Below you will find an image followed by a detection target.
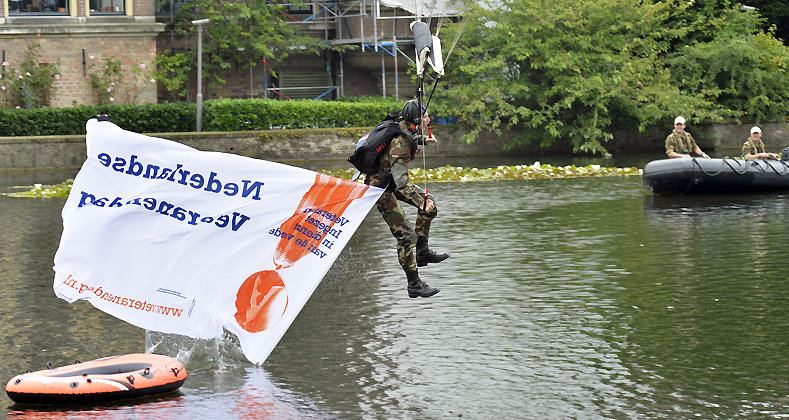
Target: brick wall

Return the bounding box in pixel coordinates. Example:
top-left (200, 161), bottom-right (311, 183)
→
top-left (338, 64), bottom-right (382, 97)
top-left (1, 0), bottom-right (163, 107)
top-left (2, 35), bottom-right (159, 107)
top-left (135, 0), bottom-right (155, 16)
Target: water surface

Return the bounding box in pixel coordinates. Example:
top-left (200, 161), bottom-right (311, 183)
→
top-left (2, 165), bottom-right (788, 419)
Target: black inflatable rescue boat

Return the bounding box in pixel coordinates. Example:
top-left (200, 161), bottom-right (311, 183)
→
top-left (642, 158), bottom-right (789, 195)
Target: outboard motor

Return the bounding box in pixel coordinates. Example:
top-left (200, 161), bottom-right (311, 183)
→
top-left (783, 147), bottom-right (789, 161)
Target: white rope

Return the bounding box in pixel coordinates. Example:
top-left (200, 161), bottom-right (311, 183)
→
top-left (443, 3), bottom-right (475, 67)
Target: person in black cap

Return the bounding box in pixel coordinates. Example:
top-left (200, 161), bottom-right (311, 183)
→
top-left (364, 99), bottom-right (449, 298)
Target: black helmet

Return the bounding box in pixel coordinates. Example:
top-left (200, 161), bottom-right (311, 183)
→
top-left (402, 99), bottom-right (426, 125)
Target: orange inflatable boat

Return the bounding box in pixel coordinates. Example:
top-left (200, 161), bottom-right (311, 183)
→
top-left (5, 353), bottom-right (186, 404)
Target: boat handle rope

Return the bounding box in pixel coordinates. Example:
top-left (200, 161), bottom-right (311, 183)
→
top-left (681, 157), bottom-right (785, 195)
top-left (683, 158), bottom-right (747, 195)
top-left (679, 158), bottom-right (699, 196)
top-left (171, 367), bottom-right (180, 377)
top-left (724, 159), bottom-right (750, 175)
top-left (691, 158), bottom-right (749, 176)
top-left (761, 159), bottom-right (789, 175)
top-left (690, 158), bottom-right (727, 177)
top-left (46, 362), bottom-right (53, 370)
top-left (144, 367), bottom-right (150, 376)
top-left (715, 158), bottom-right (788, 176)
top-left (127, 375), bottom-right (135, 385)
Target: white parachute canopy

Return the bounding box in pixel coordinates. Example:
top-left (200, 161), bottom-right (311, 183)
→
top-left (381, 0), bottom-right (464, 17)
top-left (53, 119), bottom-right (383, 364)
top-left (411, 21), bottom-right (445, 76)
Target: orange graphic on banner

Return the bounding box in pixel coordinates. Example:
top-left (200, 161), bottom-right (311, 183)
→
top-left (274, 173), bottom-right (369, 269)
top-left (235, 270), bottom-right (288, 333)
top-left (234, 174), bottom-right (369, 333)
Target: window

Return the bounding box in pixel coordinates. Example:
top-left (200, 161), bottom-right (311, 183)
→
top-left (282, 1), bottom-right (312, 17)
top-left (90, 0), bottom-right (124, 13)
top-left (155, 0), bottom-right (185, 16)
top-left (9, 0), bottom-right (69, 14)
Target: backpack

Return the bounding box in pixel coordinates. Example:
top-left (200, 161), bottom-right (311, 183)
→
top-left (348, 117), bottom-right (405, 175)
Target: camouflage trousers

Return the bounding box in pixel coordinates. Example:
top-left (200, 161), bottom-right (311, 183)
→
top-left (375, 185), bottom-right (438, 273)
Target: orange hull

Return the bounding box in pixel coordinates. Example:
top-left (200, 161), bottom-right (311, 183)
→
top-left (5, 353), bottom-right (186, 404)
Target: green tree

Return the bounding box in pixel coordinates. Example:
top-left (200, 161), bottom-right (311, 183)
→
top-left (437, 0), bottom-right (732, 154)
top-left (663, 0), bottom-right (739, 45)
top-left (687, 0), bottom-right (789, 47)
top-left (748, 0), bottom-right (789, 45)
top-left (153, 0), bottom-right (341, 100)
top-left (667, 6), bottom-right (789, 123)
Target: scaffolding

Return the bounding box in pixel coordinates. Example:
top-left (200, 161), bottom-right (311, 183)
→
top-left (272, 0), bottom-right (460, 100)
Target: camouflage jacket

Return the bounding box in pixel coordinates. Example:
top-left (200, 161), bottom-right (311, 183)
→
top-left (665, 129), bottom-right (698, 156)
top-left (742, 138), bottom-right (766, 157)
top-left (368, 122), bottom-right (425, 208)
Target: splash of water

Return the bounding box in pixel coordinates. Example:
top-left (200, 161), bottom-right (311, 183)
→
top-left (145, 329), bottom-right (249, 372)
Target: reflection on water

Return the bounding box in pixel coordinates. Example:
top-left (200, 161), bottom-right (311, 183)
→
top-left (3, 170), bottom-right (789, 419)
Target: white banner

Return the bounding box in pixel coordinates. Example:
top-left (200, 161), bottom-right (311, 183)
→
top-left (53, 120), bottom-right (382, 364)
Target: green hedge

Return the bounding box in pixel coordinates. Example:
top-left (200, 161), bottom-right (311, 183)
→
top-left (336, 95), bottom-right (403, 104)
top-left (0, 103), bottom-right (196, 136)
top-left (202, 99), bottom-right (393, 131)
top-left (0, 99), bottom-right (398, 137)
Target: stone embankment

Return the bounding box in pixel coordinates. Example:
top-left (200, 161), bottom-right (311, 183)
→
top-left (2, 121), bottom-right (785, 171)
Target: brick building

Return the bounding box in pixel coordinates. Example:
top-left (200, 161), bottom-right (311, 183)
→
top-left (1, 0), bottom-right (459, 107)
top-left (0, 0), bottom-right (163, 107)
top-left (157, 11), bottom-right (422, 103)
top-left (154, 2), bottom-right (455, 103)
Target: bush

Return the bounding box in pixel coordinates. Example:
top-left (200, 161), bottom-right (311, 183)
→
top-left (668, 30), bottom-right (789, 123)
top-left (202, 99), bottom-right (393, 131)
top-left (335, 95), bottom-right (456, 122)
top-left (336, 95), bottom-right (403, 104)
top-left (0, 99), bottom-right (400, 137)
top-left (0, 103), bottom-right (196, 136)
top-left (0, 42), bottom-right (62, 109)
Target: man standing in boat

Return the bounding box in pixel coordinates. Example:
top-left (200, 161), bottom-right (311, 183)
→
top-left (665, 116), bottom-right (710, 159)
top-left (742, 126), bottom-right (780, 160)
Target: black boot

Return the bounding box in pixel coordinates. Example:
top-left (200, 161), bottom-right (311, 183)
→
top-left (416, 237), bottom-right (449, 267)
top-left (406, 270), bottom-right (440, 298)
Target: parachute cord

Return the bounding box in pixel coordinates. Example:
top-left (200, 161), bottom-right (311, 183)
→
top-left (425, 76), bottom-right (441, 110)
top-left (417, 69), bottom-right (429, 210)
top-left (443, 3), bottom-right (476, 67)
top-left (425, 0), bottom-right (436, 35)
top-left (424, 3), bottom-right (475, 115)
top-left (423, 123), bottom-right (429, 200)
